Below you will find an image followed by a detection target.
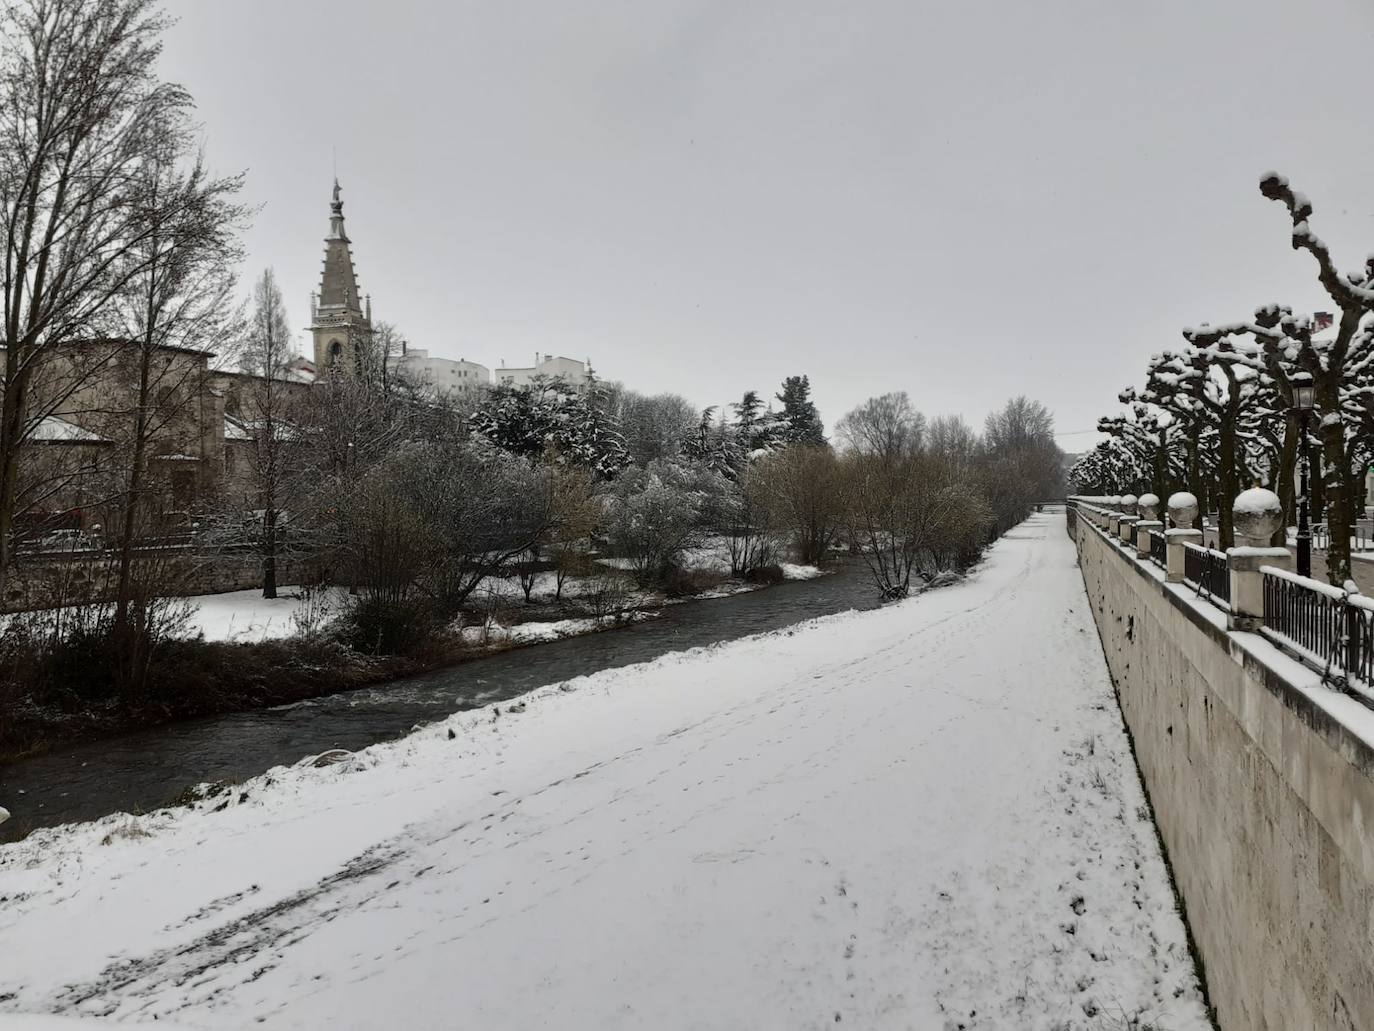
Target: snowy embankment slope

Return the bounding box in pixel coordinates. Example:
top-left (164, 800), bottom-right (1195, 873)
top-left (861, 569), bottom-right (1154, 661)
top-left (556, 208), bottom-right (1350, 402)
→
top-left (0, 513), bottom-right (1209, 1030)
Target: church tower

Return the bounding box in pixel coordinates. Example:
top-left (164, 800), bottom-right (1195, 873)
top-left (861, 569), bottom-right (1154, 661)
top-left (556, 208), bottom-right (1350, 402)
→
top-left (310, 179), bottom-right (372, 376)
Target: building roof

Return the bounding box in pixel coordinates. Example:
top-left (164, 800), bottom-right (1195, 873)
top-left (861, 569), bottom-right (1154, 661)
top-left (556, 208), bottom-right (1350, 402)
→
top-left (29, 415), bottom-right (110, 444)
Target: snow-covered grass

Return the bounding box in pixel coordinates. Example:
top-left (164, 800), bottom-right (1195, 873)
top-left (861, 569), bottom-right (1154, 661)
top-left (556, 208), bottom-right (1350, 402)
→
top-left (183, 585), bottom-right (348, 643)
top-left (0, 513), bottom-right (1208, 1029)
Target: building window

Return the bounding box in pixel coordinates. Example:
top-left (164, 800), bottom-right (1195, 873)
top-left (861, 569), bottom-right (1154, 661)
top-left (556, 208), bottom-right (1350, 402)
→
top-left (329, 340), bottom-right (343, 363)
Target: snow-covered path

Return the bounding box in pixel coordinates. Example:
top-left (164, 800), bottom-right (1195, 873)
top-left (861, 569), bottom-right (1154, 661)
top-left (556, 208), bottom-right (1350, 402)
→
top-left (0, 513), bottom-right (1209, 1030)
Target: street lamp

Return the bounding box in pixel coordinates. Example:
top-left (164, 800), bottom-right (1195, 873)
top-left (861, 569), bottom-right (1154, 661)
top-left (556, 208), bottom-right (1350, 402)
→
top-left (1291, 372), bottom-right (1316, 577)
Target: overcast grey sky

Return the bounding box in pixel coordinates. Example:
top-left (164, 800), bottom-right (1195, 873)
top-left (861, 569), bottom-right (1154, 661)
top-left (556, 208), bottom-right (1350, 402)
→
top-left (163, 0), bottom-right (1374, 446)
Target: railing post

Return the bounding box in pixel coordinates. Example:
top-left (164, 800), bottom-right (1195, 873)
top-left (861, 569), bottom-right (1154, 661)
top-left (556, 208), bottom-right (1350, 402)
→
top-left (1166, 491), bottom-right (1200, 584)
top-left (1119, 515), bottom-right (1139, 544)
top-left (1135, 492), bottom-right (1161, 559)
top-left (1228, 487), bottom-right (1291, 632)
top-left (1136, 520), bottom-right (1163, 559)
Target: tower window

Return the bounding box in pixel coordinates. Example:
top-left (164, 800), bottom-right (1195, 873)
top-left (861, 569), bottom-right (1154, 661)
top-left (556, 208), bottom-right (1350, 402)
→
top-left (329, 340), bottom-right (343, 363)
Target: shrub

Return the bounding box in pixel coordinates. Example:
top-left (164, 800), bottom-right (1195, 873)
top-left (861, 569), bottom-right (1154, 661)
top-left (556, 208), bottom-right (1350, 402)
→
top-left (338, 596), bottom-right (436, 655)
top-left (744, 563), bottom-right (785, 585)
top-left (662, 566), bottom-right (728, 598)
top-left (584, 574), bottom-right (633, 621)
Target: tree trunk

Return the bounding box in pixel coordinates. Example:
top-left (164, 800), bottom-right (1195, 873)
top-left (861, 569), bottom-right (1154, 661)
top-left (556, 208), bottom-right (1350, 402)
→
top-left (1319, 417), bottom-right (1353, 586)
top-left (1218, 415), bottom-right (1238, 550)
top-left (115, 350), bottom-right (154, 631)
top-left (1311, 448), bottom-right (1326, 528)
top-left (262, 505), bottom-right (278, 599)
top-left (1274, 416), bottom-right (1297, 547)
top-left (0, 362), bottom-right (36, 603)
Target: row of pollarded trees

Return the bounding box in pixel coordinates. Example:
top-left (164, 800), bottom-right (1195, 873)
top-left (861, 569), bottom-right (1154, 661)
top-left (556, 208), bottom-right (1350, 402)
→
top-left (1073, 171), bottom-right (1374, 586)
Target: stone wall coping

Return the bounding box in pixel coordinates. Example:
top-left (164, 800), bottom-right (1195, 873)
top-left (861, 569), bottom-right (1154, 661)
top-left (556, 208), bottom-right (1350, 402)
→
top-left (1227, 546), bottom-right (1291, 559)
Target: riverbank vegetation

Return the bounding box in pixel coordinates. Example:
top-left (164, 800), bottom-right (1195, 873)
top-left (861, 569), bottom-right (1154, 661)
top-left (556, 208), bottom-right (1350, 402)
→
top-left (0, 383), bottom-right (1062, 761)
top-left (0, 0), bottom-right (1063, 759)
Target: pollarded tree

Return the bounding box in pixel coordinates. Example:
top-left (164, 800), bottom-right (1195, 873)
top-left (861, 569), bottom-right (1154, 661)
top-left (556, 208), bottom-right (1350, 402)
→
top-left (1172, 305), bottom-right (1300, 525)
top-left (1070, 439), bottom-right (1145, 497)
top-left (1259, 172), bottom-right (1374, 583)
top-left (1099, 394), bottom-right (1180, 498)
top-left (1140, 345), bottom-right (1269, 547)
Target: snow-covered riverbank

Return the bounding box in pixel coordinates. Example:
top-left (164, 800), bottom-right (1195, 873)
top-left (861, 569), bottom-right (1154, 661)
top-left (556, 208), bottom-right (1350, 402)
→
top-left (0, 513), bottom-right (1209, 1029)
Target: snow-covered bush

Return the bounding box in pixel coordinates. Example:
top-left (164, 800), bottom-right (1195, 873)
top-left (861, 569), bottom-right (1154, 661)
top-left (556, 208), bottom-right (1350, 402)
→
top-left (605, 462), bottom-right (707, 585)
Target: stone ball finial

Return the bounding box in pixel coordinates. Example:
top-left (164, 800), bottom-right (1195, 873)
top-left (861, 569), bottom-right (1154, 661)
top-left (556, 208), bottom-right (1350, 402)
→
top-left (1121, 493), bottom-right (1138, 515)
top-left (1234, 487), bottom-right (1283, 545)
top-left (1137, 493), bottom-right (1161, 520)
top-left (1167, 491), bottom-right (1199, 529)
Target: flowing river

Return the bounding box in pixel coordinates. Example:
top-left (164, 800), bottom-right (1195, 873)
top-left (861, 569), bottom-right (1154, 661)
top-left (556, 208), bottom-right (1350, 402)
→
top-left (0, 562), bottom-right (880, 842)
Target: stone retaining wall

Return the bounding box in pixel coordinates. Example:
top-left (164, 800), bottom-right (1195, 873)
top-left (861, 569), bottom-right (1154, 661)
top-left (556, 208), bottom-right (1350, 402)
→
top-left (2, 549), bottom-right (328, 612)
top-left (1071, 511), bottom-right (1374, 1031)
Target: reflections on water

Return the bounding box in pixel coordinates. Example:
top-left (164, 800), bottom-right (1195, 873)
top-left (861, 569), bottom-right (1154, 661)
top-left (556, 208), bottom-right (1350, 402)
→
top-left (0, 561), bottom-right (880, 841)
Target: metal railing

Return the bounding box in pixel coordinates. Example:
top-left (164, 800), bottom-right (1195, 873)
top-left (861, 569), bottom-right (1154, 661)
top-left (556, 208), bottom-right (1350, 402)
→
top-left (1149, 530), bottom-right (1167, 569)
top-left (1183, 542), bottom-right (1230, 606)
top-left (1261, 566), bottom-right (1374, 700)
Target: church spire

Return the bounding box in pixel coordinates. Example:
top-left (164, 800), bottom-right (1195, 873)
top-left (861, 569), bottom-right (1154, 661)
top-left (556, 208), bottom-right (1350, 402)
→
top-left (318, 178), bottom-right (361, 311)
top-left (311, 178), bottom-right (371, 374)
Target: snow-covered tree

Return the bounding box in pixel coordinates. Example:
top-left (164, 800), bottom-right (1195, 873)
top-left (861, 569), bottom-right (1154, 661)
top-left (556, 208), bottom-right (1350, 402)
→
top-left (1258, 172), bottom-right (1374, 582)
top-left (776, 375), bottom-right (826, 446)
top-left (472, 377), bottom-right (630, 479)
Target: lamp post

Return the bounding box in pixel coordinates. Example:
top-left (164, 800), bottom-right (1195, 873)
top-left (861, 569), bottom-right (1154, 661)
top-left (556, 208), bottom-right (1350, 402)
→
top-left (1291, 372), bottom-right (1316, 578)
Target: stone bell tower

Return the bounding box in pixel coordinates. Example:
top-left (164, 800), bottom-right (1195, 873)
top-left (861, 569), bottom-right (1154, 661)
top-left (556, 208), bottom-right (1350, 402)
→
top-left (310, 179), bottom-right (372, 376)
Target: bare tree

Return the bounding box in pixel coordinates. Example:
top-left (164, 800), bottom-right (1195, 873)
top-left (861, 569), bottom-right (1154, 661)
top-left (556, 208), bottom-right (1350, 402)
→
top-left (842, 451), bottom-right (991, 598)
top-left (0, 0), bottom-right (197, 597)
top-left (241, 269), bottom-right (296, 598)
top-left (101, 133), bottom-right (245, 642)
top-left (836, 392), bottom-right (925, 460)
top-left (746, 445), bottom-right (844, 564)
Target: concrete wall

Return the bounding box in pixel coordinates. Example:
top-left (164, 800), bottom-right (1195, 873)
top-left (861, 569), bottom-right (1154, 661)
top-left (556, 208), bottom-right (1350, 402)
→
top-left (1071, 511), bottom-right (1374, 1031)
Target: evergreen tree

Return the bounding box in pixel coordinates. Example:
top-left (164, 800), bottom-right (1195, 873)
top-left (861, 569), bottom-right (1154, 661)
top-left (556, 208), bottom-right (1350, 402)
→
top-left (472, 377), bottom-right (629, 479)
top-left (776, 375), bottom-right (826, 446)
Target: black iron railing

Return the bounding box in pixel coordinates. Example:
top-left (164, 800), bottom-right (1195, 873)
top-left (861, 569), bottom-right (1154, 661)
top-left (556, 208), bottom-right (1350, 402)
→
top-left (1149, 530), bottom-right (1167, 568)
top-left (1261, 567), bottom-right (1374, 693)
top-left (1183, 542), bottom-right (1230, 605)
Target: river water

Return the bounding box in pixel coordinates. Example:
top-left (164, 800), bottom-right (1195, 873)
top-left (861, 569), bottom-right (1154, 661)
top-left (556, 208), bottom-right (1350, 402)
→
top-left (0, 562), bottom-right (879, 842)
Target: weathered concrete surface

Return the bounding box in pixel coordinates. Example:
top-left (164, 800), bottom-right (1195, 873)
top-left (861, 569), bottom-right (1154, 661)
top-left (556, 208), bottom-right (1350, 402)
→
top-left (1072, 511), bottom-right (1374, 1031)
